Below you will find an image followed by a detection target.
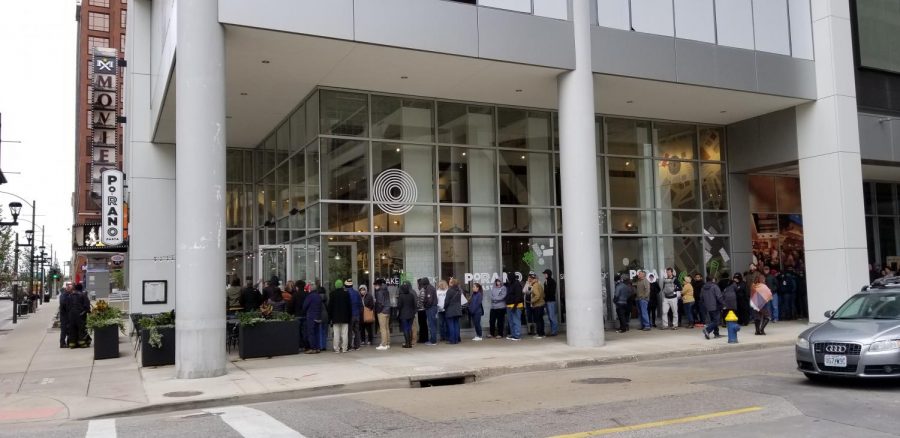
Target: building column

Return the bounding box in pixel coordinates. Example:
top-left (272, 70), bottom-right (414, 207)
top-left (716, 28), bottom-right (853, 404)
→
top-left (797, 1), bottom-right (868, 324)
top-left (558, 0), bottom-right (604, 347)
top-left (175, 0), bottom-right (227, 378)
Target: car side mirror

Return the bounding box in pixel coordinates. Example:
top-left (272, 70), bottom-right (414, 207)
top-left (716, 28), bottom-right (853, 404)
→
top-left (824, 310), bottom-right (834, 319)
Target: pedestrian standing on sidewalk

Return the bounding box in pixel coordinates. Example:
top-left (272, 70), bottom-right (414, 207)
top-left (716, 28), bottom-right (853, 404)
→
top-left (398, 282), bottom-right (417, 348)
top-left (764, 265), bottom-right (780, 322)
top-left (469, 282), bottom-right (485, 341)
top-left (700, 276), bottom-right (725, 340)
top-left (240, 277), bottom-right (263, 311)
top-left (318, 281), bottom-right (330, 351)
top-left (360, 285), bottom-right (375, 346)
top-left (415, 279), bottom-right (428, 345)
top-left (347, 280), bottom-right (362, 351)
top-left (421, 278), bottom-right (438, 346)
top-left (328, 280), bottom-right (353, 353)
top-left (733, 273), bottom-right (750, 326)
top-left (67, 283), bottom-right (91, 348)
top-left (505, 273), bottom-right (524, 341)
top-left (58, 282), bottom-right (73, 348)
top-left (648, 273), bottom-right (660, 329)
top-left (436, 280), bottom-right (449, 342)
top-left (527, 273), bottom-right (546, 338)
top-left (691, 273), bottom-right (706, 326)
top-left (614, 275), bottom-right (634, 333)
top-left (489, 279), bottom-right (507, 339)
top-left (750, 275), bottom-right (772, 336)
top-left (661, 268), bottom-right (680, 330)
top-left (542, 270), bottom-right (559, 336)
top-left (374, 279), bottom-right (392, 350)
top-left (681, 279), bottom-right (695, 328)
top-left (291, 282), bottom-right (310, 351)
top-left (444, 278), bottom-right (466, 344)
top-left (302, 285), bottom-right (322, 354)
top-left (264, 277), bottom-right (285, 313)
top-left (634, 271), bottom-right (651, 331)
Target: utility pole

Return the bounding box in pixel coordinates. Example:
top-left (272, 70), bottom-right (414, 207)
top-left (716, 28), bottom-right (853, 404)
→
top-left (12, 234), bottom-right (18, 324)
top-left (38, 225), bottom-right (45, 302)
top-left (28, 201), bottom-right (35, 310)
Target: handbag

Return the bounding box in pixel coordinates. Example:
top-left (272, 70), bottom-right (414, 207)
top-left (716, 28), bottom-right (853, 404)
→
top-left (363, 306), bottom-right (375, 323)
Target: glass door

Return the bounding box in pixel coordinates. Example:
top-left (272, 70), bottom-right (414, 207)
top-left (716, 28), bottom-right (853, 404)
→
top-left (258, 245), bottom-right (289, 284)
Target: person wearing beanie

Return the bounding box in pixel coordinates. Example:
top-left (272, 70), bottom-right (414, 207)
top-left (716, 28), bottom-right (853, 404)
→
top-left (373, 279), bottom-right (392, 350)
top-left (346, 280), bottom-right (362, 351)
top-left (327, 279), bottom-right (353, 353)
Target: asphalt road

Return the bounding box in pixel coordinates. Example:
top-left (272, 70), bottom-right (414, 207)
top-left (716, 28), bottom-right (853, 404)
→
top-left (3, 346), bottom-right (900, 437)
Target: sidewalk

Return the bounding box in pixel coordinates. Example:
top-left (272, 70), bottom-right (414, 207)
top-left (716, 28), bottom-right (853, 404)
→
top-left (0, 310), bottom-right (807, 424)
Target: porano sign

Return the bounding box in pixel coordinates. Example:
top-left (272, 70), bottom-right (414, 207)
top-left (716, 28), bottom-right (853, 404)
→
top-left (101, 169), bottom-right (124, 245)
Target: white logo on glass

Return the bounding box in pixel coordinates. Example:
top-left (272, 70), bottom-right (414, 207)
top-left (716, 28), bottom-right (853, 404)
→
top-left (373, 169), bottom-right (417, 215)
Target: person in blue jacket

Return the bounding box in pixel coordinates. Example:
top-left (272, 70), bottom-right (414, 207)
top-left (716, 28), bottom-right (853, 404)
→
top-left (302, 287), bottom-right (323, 354)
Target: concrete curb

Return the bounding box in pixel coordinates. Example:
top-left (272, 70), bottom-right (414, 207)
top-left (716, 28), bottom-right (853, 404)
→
top-left (84, 339), bottom-right (794, 420)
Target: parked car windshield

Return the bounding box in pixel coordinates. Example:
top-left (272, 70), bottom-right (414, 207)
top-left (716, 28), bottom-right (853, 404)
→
top-left (832, 292), bottom-right (900, 319)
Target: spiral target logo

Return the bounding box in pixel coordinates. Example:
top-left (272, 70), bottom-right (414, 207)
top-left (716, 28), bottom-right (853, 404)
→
top-left (373, 169), bottom-right (417, 215)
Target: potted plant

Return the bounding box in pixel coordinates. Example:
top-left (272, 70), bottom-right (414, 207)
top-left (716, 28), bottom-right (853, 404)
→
top-left (139, 311), bottom-right (176, 367)
top-left (86, 300), bottom-right (125, 360)
top-left (237, 304), bottom-right (299, 359)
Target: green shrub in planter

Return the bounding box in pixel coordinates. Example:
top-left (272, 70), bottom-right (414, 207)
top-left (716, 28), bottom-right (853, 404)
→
top-left (139, 311), bottom-right (176, 367)
top-left (86, 300), bottom-right (125, 360)
top-left (237, 306), bottom-right (298, 359)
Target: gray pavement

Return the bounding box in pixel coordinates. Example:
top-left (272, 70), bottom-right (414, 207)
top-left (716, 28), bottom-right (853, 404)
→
top-left (3, 347), bottom-right (899, 437)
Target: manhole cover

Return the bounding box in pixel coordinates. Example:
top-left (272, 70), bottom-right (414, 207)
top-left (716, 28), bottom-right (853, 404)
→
top-left (163, 391), bottom-right (203, 398)
top-left (572, 378), bottom-right (631, 385)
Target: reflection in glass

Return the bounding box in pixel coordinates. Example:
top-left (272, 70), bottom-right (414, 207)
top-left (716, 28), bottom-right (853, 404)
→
top-left (321, 138), bottom-right (367, 201)
top-left (322, 203), bottom-right (369, 233)
top-left (775, 177), bottom-right (802, 214)
top-left (654, 122), bottom-right (696, 159)
top-left (657, 210), bottom-right (701, 235)
top-left (305, 91), bottom-right (319, 145)
top-left (226, 183), bottom-right (244, 228)
top-left (499, 151), bottom-right (552, 205)
top-left (226, 230), bottom-right (244, 252)
top-left (500, 208), bottom-right (553, 234)
top-left (606, 118), bottom-right (651, 156)
top-left (703, 211), bottom-right (729, 234)
top-left (291, 154), bottom-right (305, 210)
top-left (320, 90), bottom-right (368, 137)
top-left (438, 147), bottom-right (497, 204)
top-left (371, 96), bottom-right (434, 143)
top-left (662, 236), bottom-right (704, 278)
top-left (289, 103), bottom-right (306, 153)
top-left (323, 235), bottom-right (369, 287)
top-left (502, 236), bottom-right (555, 278)
top-left (373, 205), bottom-right (434, 233)
top-left (699, 127), bottom-right (724, 161)
top-left (437, 102), bottom-right (494, 146)
top-left (703, 236), bottom-right (730, 278)
top-left (374, 236), bottom-right (437, 283)
top-left (607, 157), bottom-right (653, 208)
top-left (373, 143), bottom-right (435, 203)
top-left (227, 149), bottom-right (243, 183)
top-left (497, 108), bottom-right (551, 150)
top-left (655, 160), bottom-right (699, 210)
top-left (306, 141), bottom-right (320, 203)
top-left (610, 210), bottom-right (654, 234)
top-left (610, 237), bottom-right (656, 278)
top-left (701, 163), bottom-right (726, 210)
top-left (440, 237), bottom-right (469, 279)
top-left (749, 175), bottom-right (776, 212)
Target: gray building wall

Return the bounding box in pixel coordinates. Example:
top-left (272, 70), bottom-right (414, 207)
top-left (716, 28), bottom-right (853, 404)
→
top-left (858, 113), bottom-right (900, 163)
top-left (726, 108), bottom-right (800, 173)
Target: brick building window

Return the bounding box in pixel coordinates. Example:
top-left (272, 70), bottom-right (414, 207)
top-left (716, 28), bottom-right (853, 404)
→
top-left (121, 9), bottom-right (127, 28)
top-left (88, 12), bottom-right (110, 32)
top-left (88, 36), bottom-right (109, 50)
top-left (89, 0), bottom-right (109, 7)
top-left (120, 34), bottom-right (125, 52)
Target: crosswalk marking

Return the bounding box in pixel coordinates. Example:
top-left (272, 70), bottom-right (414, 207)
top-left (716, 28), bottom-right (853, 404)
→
top-left (85, 419), bottom-right (116, 438)
top-left (204, 406), bottom-right (305, 438)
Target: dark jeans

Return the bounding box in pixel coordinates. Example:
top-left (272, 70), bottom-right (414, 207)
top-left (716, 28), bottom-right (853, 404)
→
top-left (780, 293), bottom-right (795, 320)
top-left (400, 318), bottom-right (413, 343)
top-left (349, 319), bottom-right (361, 349)
top-left (361, 322), bottom-right (374, 344)
top-left (417, 310), bottom-right (429, 343)
top-left (532, 306), bottom-right (545, 336)
top-left (489, 308), bottom-right (506, 337)
top-left (648, 296), bottom-right (658, 327)
top-left (59, 317), bottom-right (69, 347)
top-left (426, 307), bottom-right (439, 344)
top-left (470, 312), bottom-right (483, 338)
top-left (447, 316), bottom-right (461, 344)
top-left (616, 302), bottom-right (630, 331)
top-left (704, 310), bottom-right (721, 336)
top-left (67, 315), bottom-right (86, 346)
top-left (438, 311), bottom-right (449, 341)
top-left (683, 302), bottom-right (695, 326)
top-left (307, 319), bottom-right (321, 350)
top-left (296, 317), bottom-right (307, 350)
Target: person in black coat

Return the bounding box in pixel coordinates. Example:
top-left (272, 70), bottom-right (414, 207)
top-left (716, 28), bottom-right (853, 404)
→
top-left (292, 281), bottom-right (309, 350)
top-left (302, 288), bottom-right (323, 353)
top-left (397, 282), bottom-right (418, 348)
top-left (327, 281), bottom-right (353, 353)
top-left (444, 278), bottom-right (465, 344)
top-left (505, 273), bottom-right (525, 340)
top-left (58, 282), bottom-right (73, 348)
top-left (240, 277), bottom-right (263, 311)
top-left (67, 283), bottom-right (91, 348)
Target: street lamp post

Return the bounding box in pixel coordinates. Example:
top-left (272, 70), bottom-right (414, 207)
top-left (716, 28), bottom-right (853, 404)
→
top-left (12, 230), bottom-right (34, 324)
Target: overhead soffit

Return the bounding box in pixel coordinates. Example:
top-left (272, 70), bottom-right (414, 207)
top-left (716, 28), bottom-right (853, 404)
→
top-left (153, 25), bottom-right (811, 148)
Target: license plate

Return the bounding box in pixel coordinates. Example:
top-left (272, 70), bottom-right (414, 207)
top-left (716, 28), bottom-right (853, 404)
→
top-left (824, 355), bottom-right (847, 367)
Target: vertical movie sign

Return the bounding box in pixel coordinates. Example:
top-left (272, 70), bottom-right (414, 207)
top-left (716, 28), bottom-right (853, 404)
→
top-left (101, 170), bottom-right (124, 245)
top-left (90, 48), bottom-right (119, 203)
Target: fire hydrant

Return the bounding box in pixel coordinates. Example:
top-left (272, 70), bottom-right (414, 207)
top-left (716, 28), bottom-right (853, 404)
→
top-left (725, 310), bottom-right (740, 344)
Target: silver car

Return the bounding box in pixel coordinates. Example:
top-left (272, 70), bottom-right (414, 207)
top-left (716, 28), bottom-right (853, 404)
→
top-left (796, 277), bottom-right (900, 380)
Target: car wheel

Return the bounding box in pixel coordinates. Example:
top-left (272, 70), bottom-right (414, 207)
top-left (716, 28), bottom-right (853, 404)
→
top-left (804, 372), bottom-right (828, 382)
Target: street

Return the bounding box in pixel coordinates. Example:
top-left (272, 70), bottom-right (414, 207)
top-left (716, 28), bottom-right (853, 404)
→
top-left (3, 346), bottom-right (898, 438)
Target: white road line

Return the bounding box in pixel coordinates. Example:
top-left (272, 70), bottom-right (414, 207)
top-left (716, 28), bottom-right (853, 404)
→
top-left (204, 406), bottom-right (305, 438)
top-left (85, 419), bottom-right (116, 438)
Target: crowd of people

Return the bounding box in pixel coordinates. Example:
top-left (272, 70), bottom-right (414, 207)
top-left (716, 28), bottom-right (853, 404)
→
top-left (227, 269), bottom-right (560, 354)
top-left (613, 263), bottom-right (806, 340)
top-left (58, 282), bottom-right (92, 348)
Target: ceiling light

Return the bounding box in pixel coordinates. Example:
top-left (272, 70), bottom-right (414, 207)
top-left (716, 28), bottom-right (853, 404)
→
top-left (261, 60), bottom-right (270, 64)
top-left (396, 148), bottom-right (401, 152)
top-left (400, 76), bottom-right (408, 79)
top-left (515, 89), bottom-right (523, 93)
top-left (461, 152), bottom-right (466, 156)
top-left (626, 100), bottom-right (634, 104)
top-left (720, 110), bottom-right (727, 114)
top-left (240, 92), bottom-right (248, 96)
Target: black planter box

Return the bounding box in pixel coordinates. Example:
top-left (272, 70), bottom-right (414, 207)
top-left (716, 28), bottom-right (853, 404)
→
top-left (239, 319), bottom-right (299, 359)
top-left (141, 326), bottom-right (175, 367)
top-left (93, 325), bottom-right (120, 360)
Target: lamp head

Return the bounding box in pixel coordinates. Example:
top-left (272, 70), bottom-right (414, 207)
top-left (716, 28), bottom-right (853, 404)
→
top-left (25, 229), bottom-right (33, 244)
top-left (39, 245), bottom-right (45, 251)
top-left (8, 202), bottom-right (22, 221)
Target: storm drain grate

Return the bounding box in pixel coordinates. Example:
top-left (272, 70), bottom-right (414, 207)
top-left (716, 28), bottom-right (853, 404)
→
top-left (163, 391), bottom-right (204, 398)
top-left (412, 374), bottom-right (475, 388)
top-left (572, 377), bottom-right (631, 385)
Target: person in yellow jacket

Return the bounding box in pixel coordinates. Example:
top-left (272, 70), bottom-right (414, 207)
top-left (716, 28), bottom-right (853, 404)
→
top-left (527, 272), bottom-right (546, 339)
top-left (681, 280), bottom-right (695, 328)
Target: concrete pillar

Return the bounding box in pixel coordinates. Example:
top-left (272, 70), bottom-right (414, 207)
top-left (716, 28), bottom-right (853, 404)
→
top-left (558, 0), bottom-right (604, 347)
top-left (175, 0), bottom-right (227, 378)
top-left (797, 1), bottom-right (868, 324)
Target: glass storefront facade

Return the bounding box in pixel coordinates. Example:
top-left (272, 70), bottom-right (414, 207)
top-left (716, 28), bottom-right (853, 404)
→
top-left (863, 181), bottom-right (900, 271)
top-left (225, 88), bottom-right (731, 323)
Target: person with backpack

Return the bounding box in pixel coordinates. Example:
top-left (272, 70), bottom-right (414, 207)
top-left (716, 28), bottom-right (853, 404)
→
top-left (700, 276), bottom-right (725, 340)
top-left (505, 273), bottom-right (524, 341)
top-left (489, 278), bottom-right (507, 339)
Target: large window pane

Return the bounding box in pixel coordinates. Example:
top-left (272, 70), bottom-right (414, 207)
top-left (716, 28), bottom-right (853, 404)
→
top-left (501, 236), bottom-right (555, 279)
top-left (654, 122), bottom-right (696, 159)
top-left (226, 184), bottom-right (244, 228)
top-left (699, 127), bottom-right (724, 161)
top-left (373, 143), bottom-right (435, 203)
top-left (306, 141), bottom-right (320, 203)
top-left (499, 151), bottom-right (553, 205)
top-left (371, 95), bottom-right (434, 143)
top-left (662, 236), bottom-right (704, 278)
top-left (306, 91), bottom-right (319, 144)
top-left (610, 210), bottom-right (655, 234)
top-left (610, 237), bottom-right (657, 279)
top-left (605, 118), bottom-right (651, 156)
top-left (289, 103), bottom-right (306, 153)
top-left (291, 153), bottom-right (305, 210)
top-left (374, 236), bottom-right (437, 285)
top-left (439, 147), bottom-right (497, 204)
top-left (500, 208), bottom-right (554, 234)
top-left (864, 182), bottom-right (873, 215)
top-left (879, 217), bottom-right (898, 267)
top-left (321, 138), bottom-right (368, 201)
top-left (749, 175), bottom-right (776, 212)
top-left (437, 102), bottom-right (494, 146)
top-left (440, 237), bottom-right (470, 280)
top-left (608, 157), bottom-right (654, 208)
top-left (657, 210), bottom-right (701, 235)
top-left (775, 177), bottom-right (802, 213)
top-left (374, 205), bottom-right (435, 233)
top-left (876, 183), bottom-right (896, 216)
top-left (323, 235), bottom-right (369, 287)
top-left (702, 235), bottom-right (730, 278)
top-left (322, 203), bottom-right (369, 233)
top-left (655, 160), bottom-right (699, 209)
top-left (703, 211), bottom-right (729, 235)
top-left (701, 163), bottom-right (727, 210)
top-left (227, 149), bottom-right (243, 183)
top-left (320, 90), bottom-right (368, 137)
top-left (497, 108), bottom-right (551, 150)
